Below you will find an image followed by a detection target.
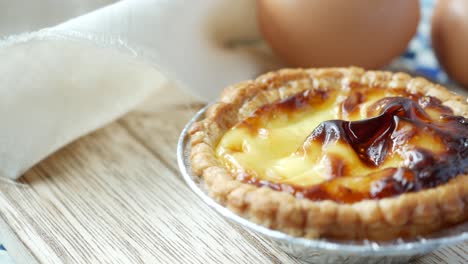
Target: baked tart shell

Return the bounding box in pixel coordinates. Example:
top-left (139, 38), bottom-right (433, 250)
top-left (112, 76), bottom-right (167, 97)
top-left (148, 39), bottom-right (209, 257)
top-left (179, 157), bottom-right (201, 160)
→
top-left (188, 67), bottom-right (468, 240)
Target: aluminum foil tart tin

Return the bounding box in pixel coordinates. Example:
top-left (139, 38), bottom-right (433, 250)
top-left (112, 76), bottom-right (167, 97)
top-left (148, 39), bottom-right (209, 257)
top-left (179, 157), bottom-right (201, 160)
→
top-left (177, 105), bottom-right (468, 264)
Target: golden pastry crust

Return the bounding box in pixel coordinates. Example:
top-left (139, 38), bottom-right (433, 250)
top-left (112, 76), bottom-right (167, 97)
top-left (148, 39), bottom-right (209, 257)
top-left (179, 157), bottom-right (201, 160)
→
top-left (189, 67), bottom-right (468, 240)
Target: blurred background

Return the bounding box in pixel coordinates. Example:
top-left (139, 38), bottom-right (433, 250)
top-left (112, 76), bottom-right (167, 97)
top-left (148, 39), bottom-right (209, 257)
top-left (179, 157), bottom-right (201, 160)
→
top-left (389, 0), bottom-right (450, 84)
top-left (0, 0), bottom-right (116, 37)
top-left (0, 0), bottom-right (464, 92)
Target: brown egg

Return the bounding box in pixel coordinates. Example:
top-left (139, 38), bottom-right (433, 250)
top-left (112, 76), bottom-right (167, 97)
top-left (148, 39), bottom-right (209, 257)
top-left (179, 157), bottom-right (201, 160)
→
top-left (257, 0), bottom-right (420, 69)
top-left (432, 0), bottom-right (468, 88)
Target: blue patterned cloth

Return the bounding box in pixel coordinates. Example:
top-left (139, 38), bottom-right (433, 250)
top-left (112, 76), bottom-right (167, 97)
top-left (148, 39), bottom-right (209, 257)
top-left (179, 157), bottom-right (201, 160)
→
top-left (0, 1), bottom-right (457, 263)
top-left (0, 236), bottom-right (13, 263)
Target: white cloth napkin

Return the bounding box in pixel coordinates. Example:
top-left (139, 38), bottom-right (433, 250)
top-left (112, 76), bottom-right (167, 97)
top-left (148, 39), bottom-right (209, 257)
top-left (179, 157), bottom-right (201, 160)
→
top-left (0, 0), bottom-right (279, 179)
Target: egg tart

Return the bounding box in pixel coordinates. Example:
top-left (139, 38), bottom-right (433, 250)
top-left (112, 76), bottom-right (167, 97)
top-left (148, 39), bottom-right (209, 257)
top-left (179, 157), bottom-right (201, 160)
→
top-left (188, 68), bottom-right (468, 240)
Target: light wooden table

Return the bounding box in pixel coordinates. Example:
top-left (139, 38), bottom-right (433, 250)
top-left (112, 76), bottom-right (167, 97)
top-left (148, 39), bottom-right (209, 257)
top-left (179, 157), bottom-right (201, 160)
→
top-left (0, 85), bottom-right (466, 263)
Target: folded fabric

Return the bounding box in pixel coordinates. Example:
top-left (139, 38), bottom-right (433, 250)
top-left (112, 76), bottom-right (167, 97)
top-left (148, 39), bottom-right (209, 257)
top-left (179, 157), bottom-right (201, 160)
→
top-left (0, 31), bottom-right (164, 179)
top-left (0, 0), bottom-right (274, 179)
top-left (56, 0), bottom-right (273, 100)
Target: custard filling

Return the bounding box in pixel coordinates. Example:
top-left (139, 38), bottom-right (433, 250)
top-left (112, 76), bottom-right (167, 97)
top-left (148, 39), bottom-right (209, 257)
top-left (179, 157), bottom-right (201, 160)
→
top-left (216, 86), bottom-right (468, 203)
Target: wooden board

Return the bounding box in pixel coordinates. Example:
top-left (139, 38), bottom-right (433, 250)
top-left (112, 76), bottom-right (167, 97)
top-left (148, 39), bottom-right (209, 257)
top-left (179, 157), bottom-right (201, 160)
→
top-left (0, 84), bottom-right (466, 263)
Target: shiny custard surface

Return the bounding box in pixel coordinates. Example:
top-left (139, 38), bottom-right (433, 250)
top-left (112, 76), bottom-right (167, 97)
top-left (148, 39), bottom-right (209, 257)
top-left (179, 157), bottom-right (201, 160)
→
top-left (216, 86), bottom-right (468, 203)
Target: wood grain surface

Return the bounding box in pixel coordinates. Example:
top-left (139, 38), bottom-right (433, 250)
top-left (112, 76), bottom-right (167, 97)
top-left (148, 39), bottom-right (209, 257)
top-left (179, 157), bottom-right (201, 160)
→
top-left (0, 84), bottom-right (466, 263)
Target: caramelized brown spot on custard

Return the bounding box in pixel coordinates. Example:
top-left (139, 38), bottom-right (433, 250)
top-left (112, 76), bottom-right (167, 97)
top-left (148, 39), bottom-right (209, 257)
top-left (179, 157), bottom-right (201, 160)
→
top-left (234, 90), bottom-right (468, 203)
top-left (305, 97), bottom-right (439, 166)
top-left (341, 91), bottom-right (364, 119)
top-left (238, 89), bottom-right (331, 133)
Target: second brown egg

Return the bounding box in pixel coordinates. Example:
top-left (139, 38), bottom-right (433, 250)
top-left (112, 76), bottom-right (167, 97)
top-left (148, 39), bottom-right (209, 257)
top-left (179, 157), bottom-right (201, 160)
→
top-left (432, 0), bottom-right (468, 88)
